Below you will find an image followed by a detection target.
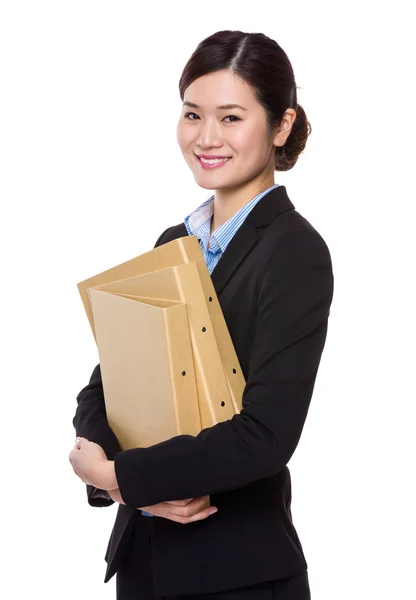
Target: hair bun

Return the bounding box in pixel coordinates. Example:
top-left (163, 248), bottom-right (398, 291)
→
top-left (275, 103), bottom-right (312, 171)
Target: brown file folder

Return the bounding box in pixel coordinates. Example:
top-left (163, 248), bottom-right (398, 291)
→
top-left (89, 286), bottom-right (200, 450)
top-left (77, 236), bottom-right (245, 414)
top-left (90, 262), bottom-right (236, 433)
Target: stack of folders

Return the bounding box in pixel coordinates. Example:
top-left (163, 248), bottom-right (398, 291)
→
top-left (77, 235), bottom-right (246, 451)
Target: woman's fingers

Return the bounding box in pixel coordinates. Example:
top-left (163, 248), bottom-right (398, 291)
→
top-left (167, 495), bottom-right (210, 508)
top-left (164, 495), bottom-right (214, 519)
top-left (165, 498), bottom-right (195, 506)
top-left (136, 495), bottom-right (218, 523)
top-left (166, 503), bottom-right (218, 524)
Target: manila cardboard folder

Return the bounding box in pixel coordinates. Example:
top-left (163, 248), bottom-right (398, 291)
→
top-left (77, 236), bottom-right (246, 449)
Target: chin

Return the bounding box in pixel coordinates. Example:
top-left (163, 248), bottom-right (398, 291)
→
top-left (194, 172), bottom-right (238, 188)
top-left (193, 177), bottom-right (214, 190)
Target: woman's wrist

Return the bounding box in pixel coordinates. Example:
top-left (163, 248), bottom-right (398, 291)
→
top-left (92, 460), bottom-right (118, 491)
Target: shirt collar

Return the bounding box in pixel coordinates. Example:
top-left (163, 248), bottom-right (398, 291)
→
top-left (184, 184), bottom-right (280, 254)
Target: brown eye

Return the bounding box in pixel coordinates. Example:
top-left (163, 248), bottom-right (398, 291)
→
top-left (184, 112), bottom-right (240, 123)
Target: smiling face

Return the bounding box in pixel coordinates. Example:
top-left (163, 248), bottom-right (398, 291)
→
top-left (176, 69), bottom-right (277, 191)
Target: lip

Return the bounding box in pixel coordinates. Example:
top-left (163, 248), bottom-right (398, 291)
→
top-left (196, 154), bottom-right (232, 159)
top-left (194, 153), bottom-right (233, 170)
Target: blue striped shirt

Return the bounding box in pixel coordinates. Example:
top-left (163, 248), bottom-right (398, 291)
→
top-left (140, 182), bottom-right (280, 516)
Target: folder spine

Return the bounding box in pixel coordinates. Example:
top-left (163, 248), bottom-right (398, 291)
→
top-left (162, 303), bottom-right (201, 437)
top-left (173, 264), bottom-right (235, 428)
top-left (177, 238), bottom-right (245, 414)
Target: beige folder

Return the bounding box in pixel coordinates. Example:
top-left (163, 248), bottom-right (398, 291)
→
top-left (77, 235), bottom-right (246, 415)
top-left (89, 286), bottom-right (201, 450)
top-left (90, 262), bottom-right (237, 435)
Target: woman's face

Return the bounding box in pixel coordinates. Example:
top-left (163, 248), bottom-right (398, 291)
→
top-left (176, 69), bottom-right (276, 190)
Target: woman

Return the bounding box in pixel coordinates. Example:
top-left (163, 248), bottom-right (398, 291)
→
top-left (70, 30), bottom-right (334, 600)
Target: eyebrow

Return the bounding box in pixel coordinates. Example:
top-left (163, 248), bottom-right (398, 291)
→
top-left (183, 101), bottom-right (247, 111)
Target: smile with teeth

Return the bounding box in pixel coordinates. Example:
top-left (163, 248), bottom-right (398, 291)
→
top-left (199, 157), bottom-right (232, 164)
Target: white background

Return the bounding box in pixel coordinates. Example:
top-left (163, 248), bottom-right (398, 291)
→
top-left (1, 1), bottom-right (415, 599)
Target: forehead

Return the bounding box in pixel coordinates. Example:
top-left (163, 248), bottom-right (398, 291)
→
top-left (183, 70), bottom-right (257, 109)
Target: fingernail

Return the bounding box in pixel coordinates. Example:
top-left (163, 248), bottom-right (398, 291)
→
top-left (208, 507), bottom-right (218, 516)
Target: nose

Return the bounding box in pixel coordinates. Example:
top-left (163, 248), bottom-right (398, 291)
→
top-left (196, 119), bottom-right (223, 149)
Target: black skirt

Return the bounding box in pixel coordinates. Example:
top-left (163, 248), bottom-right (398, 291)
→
top-left (116, 514), bottom-right (311, 600)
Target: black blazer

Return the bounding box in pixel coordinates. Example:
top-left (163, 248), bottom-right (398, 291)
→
top-left (73, 184), bottom-right (334, 597)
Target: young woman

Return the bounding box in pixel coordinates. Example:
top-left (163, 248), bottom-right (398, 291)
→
top-left (70, 30), bottom-right (334, 600)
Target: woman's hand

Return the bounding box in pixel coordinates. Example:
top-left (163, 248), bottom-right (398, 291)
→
top-left (108, 490), bottom-right (218, 524)
top-left (69, 437), bottom-right (117, 490)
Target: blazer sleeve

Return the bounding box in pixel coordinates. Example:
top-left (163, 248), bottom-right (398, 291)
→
top-left (72, 226), bottom-right (173, 507)
top-left (114, 229), bottom-right (334, 510)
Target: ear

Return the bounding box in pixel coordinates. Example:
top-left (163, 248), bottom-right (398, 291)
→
top-left (273, 109), bottom-right (297, 147)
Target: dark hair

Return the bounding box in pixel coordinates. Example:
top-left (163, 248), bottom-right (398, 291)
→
top-left (179, 30), bottom-right (311, 171)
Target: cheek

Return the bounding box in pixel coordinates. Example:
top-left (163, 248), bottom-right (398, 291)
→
top-left (231, 123), bottom-right (267, 155)
top-left (176, 123), bottom-right (193, 149)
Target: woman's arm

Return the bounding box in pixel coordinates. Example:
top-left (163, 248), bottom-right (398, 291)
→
top-left (73, 364), bottom-right (121, 506)
top-left (113, 230), bottom-right (334, 510)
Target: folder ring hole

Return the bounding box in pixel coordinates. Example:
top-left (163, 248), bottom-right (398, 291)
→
top-left (201, 327), bottom-right (207, 332)
top-left (232, 368), bottom-right (237, 374)
top-left (208, 297), bottom-right (212, 302)
top-left (221, 401), bottom-right (225, 407)
top-left (181, 371), bottom-right (186, 376)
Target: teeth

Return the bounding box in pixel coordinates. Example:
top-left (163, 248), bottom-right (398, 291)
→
top-left (199, 157), bottom-right (231, 164)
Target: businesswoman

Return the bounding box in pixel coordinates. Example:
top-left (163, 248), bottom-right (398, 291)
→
top-left (69, 30), bottom-right (334, 600)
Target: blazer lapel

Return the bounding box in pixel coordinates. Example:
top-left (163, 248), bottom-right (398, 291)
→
top-left (210, 225), bottom-right (258, 296)
top-left (173, 185), bottom-right (295, 297)
top-left (210, 185), bottom-right (295, 296)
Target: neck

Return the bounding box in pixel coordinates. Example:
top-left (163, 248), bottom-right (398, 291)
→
top-left (210, 171), bottom-right (276, 235)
